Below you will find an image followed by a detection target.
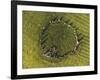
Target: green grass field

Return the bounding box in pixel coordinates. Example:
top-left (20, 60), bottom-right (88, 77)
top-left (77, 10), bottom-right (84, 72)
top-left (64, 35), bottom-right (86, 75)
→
top-left (22, 11), bottom-right (90, 69)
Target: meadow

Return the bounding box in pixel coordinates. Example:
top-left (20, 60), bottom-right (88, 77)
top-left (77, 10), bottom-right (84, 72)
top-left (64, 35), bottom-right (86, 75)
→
top-left (22, 11), bottom-right (90, 68)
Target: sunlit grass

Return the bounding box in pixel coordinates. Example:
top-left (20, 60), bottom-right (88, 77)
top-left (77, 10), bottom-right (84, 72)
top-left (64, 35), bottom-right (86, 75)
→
top-left (22, 11), bottom-right (90, 69)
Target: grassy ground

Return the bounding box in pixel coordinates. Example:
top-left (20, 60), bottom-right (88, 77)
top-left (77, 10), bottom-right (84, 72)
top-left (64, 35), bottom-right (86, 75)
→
top-left (22, 11), bottom-right (90, 69)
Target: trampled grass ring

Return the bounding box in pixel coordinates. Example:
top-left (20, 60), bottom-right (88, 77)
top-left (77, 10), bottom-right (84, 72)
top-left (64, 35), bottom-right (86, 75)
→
top-left (39, 16), bottom-right (83, 62)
